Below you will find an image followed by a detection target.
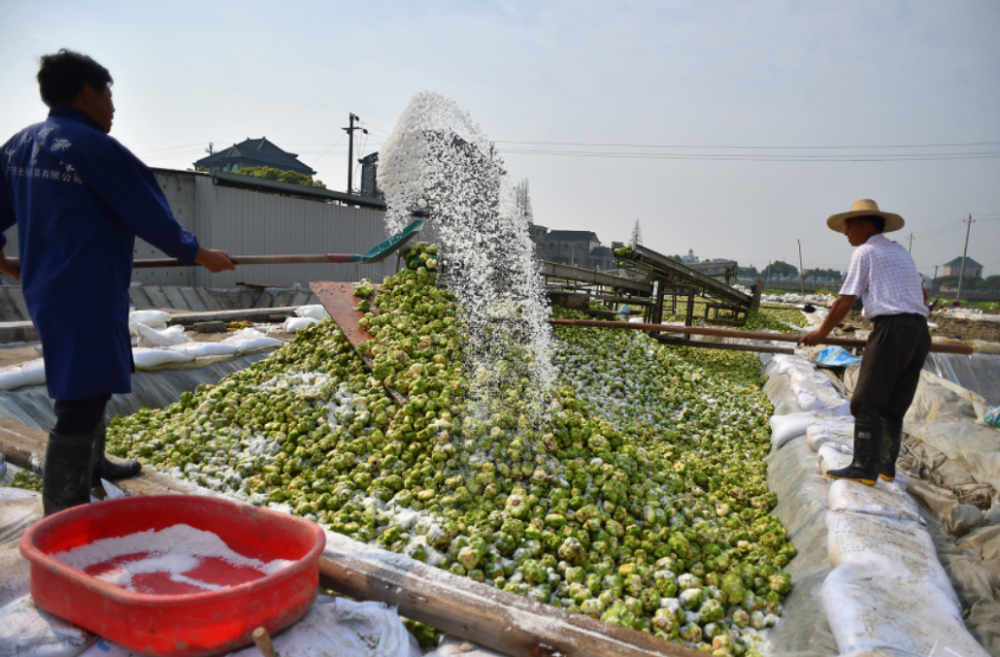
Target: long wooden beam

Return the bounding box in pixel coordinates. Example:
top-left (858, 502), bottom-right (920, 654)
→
top-left (0, 419), bottom-right (701, 657)
top-left (548, 318), bottom-right (975, 355)
top-left (655, 337), bottom-right (795, 355)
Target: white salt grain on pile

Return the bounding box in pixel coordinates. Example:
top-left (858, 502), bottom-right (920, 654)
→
top-left (53, 524), bottom-right (293, 593)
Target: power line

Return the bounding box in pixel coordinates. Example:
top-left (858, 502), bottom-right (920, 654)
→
top-left (497, 148), bottom-right (1000, 162)
top-left (493, 139), bottom-right (1000, 150)
top-left (308, 133), bottom-right (346, 167)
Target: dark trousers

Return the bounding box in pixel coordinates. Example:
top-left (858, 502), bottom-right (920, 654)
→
top-left (53, 394), bottom-right (111, 436)
top-left (851, 314), bottom-right (931, 424)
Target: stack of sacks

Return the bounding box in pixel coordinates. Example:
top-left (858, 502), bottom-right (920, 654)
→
top-left (822, 480), bottom-right (988, 655)
top-left (767, 354), bottom-right (853, 450)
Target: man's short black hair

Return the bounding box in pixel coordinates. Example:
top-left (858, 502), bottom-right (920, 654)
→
top-left (36, 49), bottom-right (112, 107)
top-left (856, 215), bottom-right (886, 234)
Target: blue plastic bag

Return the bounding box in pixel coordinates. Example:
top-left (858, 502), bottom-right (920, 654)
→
top-left (986, 406), bottom-right (1000, 429)
top-left (814, 346), bottom-right (862, 368)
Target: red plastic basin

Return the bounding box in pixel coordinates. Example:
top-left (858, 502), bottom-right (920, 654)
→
top-left (20, 495), bottom-right (325, 657)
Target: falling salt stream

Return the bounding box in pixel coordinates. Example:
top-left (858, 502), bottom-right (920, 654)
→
top-left (379, 92), bottom-right (557, 461)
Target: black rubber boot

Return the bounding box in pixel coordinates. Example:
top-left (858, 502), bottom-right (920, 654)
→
top-left (92, 423), bottom-right (142, 484)
top-left (43, 431), bottom-right (96, 516)
top-left (879, 419), bottom-right (903, 482)
top-left (826, 420), bottom-right (882, 486)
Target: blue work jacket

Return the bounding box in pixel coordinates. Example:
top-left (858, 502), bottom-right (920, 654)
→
top-left (0, 106), bottom-right (200, 400)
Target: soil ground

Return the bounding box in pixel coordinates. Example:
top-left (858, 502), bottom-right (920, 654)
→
top-left (844, 309), bottom-right (1000, 343)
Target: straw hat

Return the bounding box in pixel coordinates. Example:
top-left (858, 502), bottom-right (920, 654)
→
top-left (826, 199), bottom-right (905, 234)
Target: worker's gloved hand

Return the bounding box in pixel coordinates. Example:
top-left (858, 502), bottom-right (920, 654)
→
top-left (195, 248), bottom-right (236, 273)
top-left (798, 330), bottom-right (827, 347)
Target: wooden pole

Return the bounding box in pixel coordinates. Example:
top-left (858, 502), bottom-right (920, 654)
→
top-left (548, 318), bottom-right (975, 355)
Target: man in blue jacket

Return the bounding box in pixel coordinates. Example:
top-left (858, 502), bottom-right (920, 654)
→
top-left (0, 50), bottom-right (235, 515)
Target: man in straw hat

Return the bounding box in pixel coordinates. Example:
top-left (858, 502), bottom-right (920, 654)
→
top-left (799, 199), bottom-right (930, 485)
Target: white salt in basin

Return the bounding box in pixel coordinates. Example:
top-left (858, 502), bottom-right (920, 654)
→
top-left (53, 524), bottom-right (294, 595)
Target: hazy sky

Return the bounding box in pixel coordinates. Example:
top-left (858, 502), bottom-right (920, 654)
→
top-left (2, 1), bottom-right (998, 278)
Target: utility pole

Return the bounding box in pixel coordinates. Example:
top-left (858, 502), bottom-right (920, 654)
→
top-left (206, 142), bottom-right (214, 173)
top-left (956, 214), bottom-right (974, 303)
top-left (342, 113), bottom-right (366, 194)
top-left (908, 233), bottom-right (914, 253)
top-left (932, 265), bottom-right (938, 293)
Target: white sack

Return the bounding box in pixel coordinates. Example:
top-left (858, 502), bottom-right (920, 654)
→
top-left (828, 479), bottom-right (922, 523)
top-left (817, 444), bottom-right (853, 476)
top-left (0, 359), bottom-right (46, 391)
top-left (76, 596), bottom-right (421, 657)
top-left (822, 563), bottom-right (990, 657)
top-left (131, 347), bottom-right (196, 371)
top-left (826, 510), bottom-right (959, 608)
top-left (127, 310), bottom-right (170, 330)
top-left (170, 342), bottom-right (239, 359)
top-left (135, 324), bottom-right (191, 348)
top-left (223, 328), bottom-right (283, 355)
top-left (788, 369), bottom-right (832, 388)
top-left (295, 305), bottom-right (330, 320)
top-left (769, 412), bottom-right (821, 448)
top-left (0, 595), bottom-right (96, 657)
top-left (772, 353), bottom-right (814, 371)
top-left (797, 385), bottom-right (851, 417)
top-left (283, 316), bottom-right (321, 333)
top-left (806, 419), bottom-right (855, 453)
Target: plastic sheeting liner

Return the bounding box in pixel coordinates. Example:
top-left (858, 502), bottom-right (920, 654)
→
top-left (828, 479), bottom-right (922, 523)
top-left (0, 359), bottom-right (46, 391)
top-left (283, 316), bottom-right (321, 333)
top-left (826, 510), bottom-right (960, 607)
top-left (0, 595), bottom-right (97, 657)
top-left (0, 489), bottom-right (96, 657)
top-left (75, 595), bottom-right (421, 657)
top-left (807, 420), bottom-right (854, 453)
top-left (822, 563), bottom-right (990, 657)
top-left (295, 305), bottom-right (330, 320)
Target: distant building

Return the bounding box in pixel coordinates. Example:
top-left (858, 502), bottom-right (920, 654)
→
top-left (193, 138), bottom-right (316, 176)
top-left (682, 248), bottom-right (699, 265)
top-left (942, 256), bottom-right (983, 278)
top-left (530, 226), bottom-right (615, 270)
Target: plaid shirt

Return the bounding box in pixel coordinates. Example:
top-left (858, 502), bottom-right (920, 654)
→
top-left (840, 234), bottom-right (928, 319)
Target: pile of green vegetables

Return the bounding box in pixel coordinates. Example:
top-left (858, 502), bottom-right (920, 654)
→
top-left (108, 243), bottom-right (793, 654)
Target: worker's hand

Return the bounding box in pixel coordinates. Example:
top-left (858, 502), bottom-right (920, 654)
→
top-left (798, 330), bottom-right (827, 347)
top-left (0, 257), bottom-right (20, 282)
top-left (195, 248), bottom-right (236, 273)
